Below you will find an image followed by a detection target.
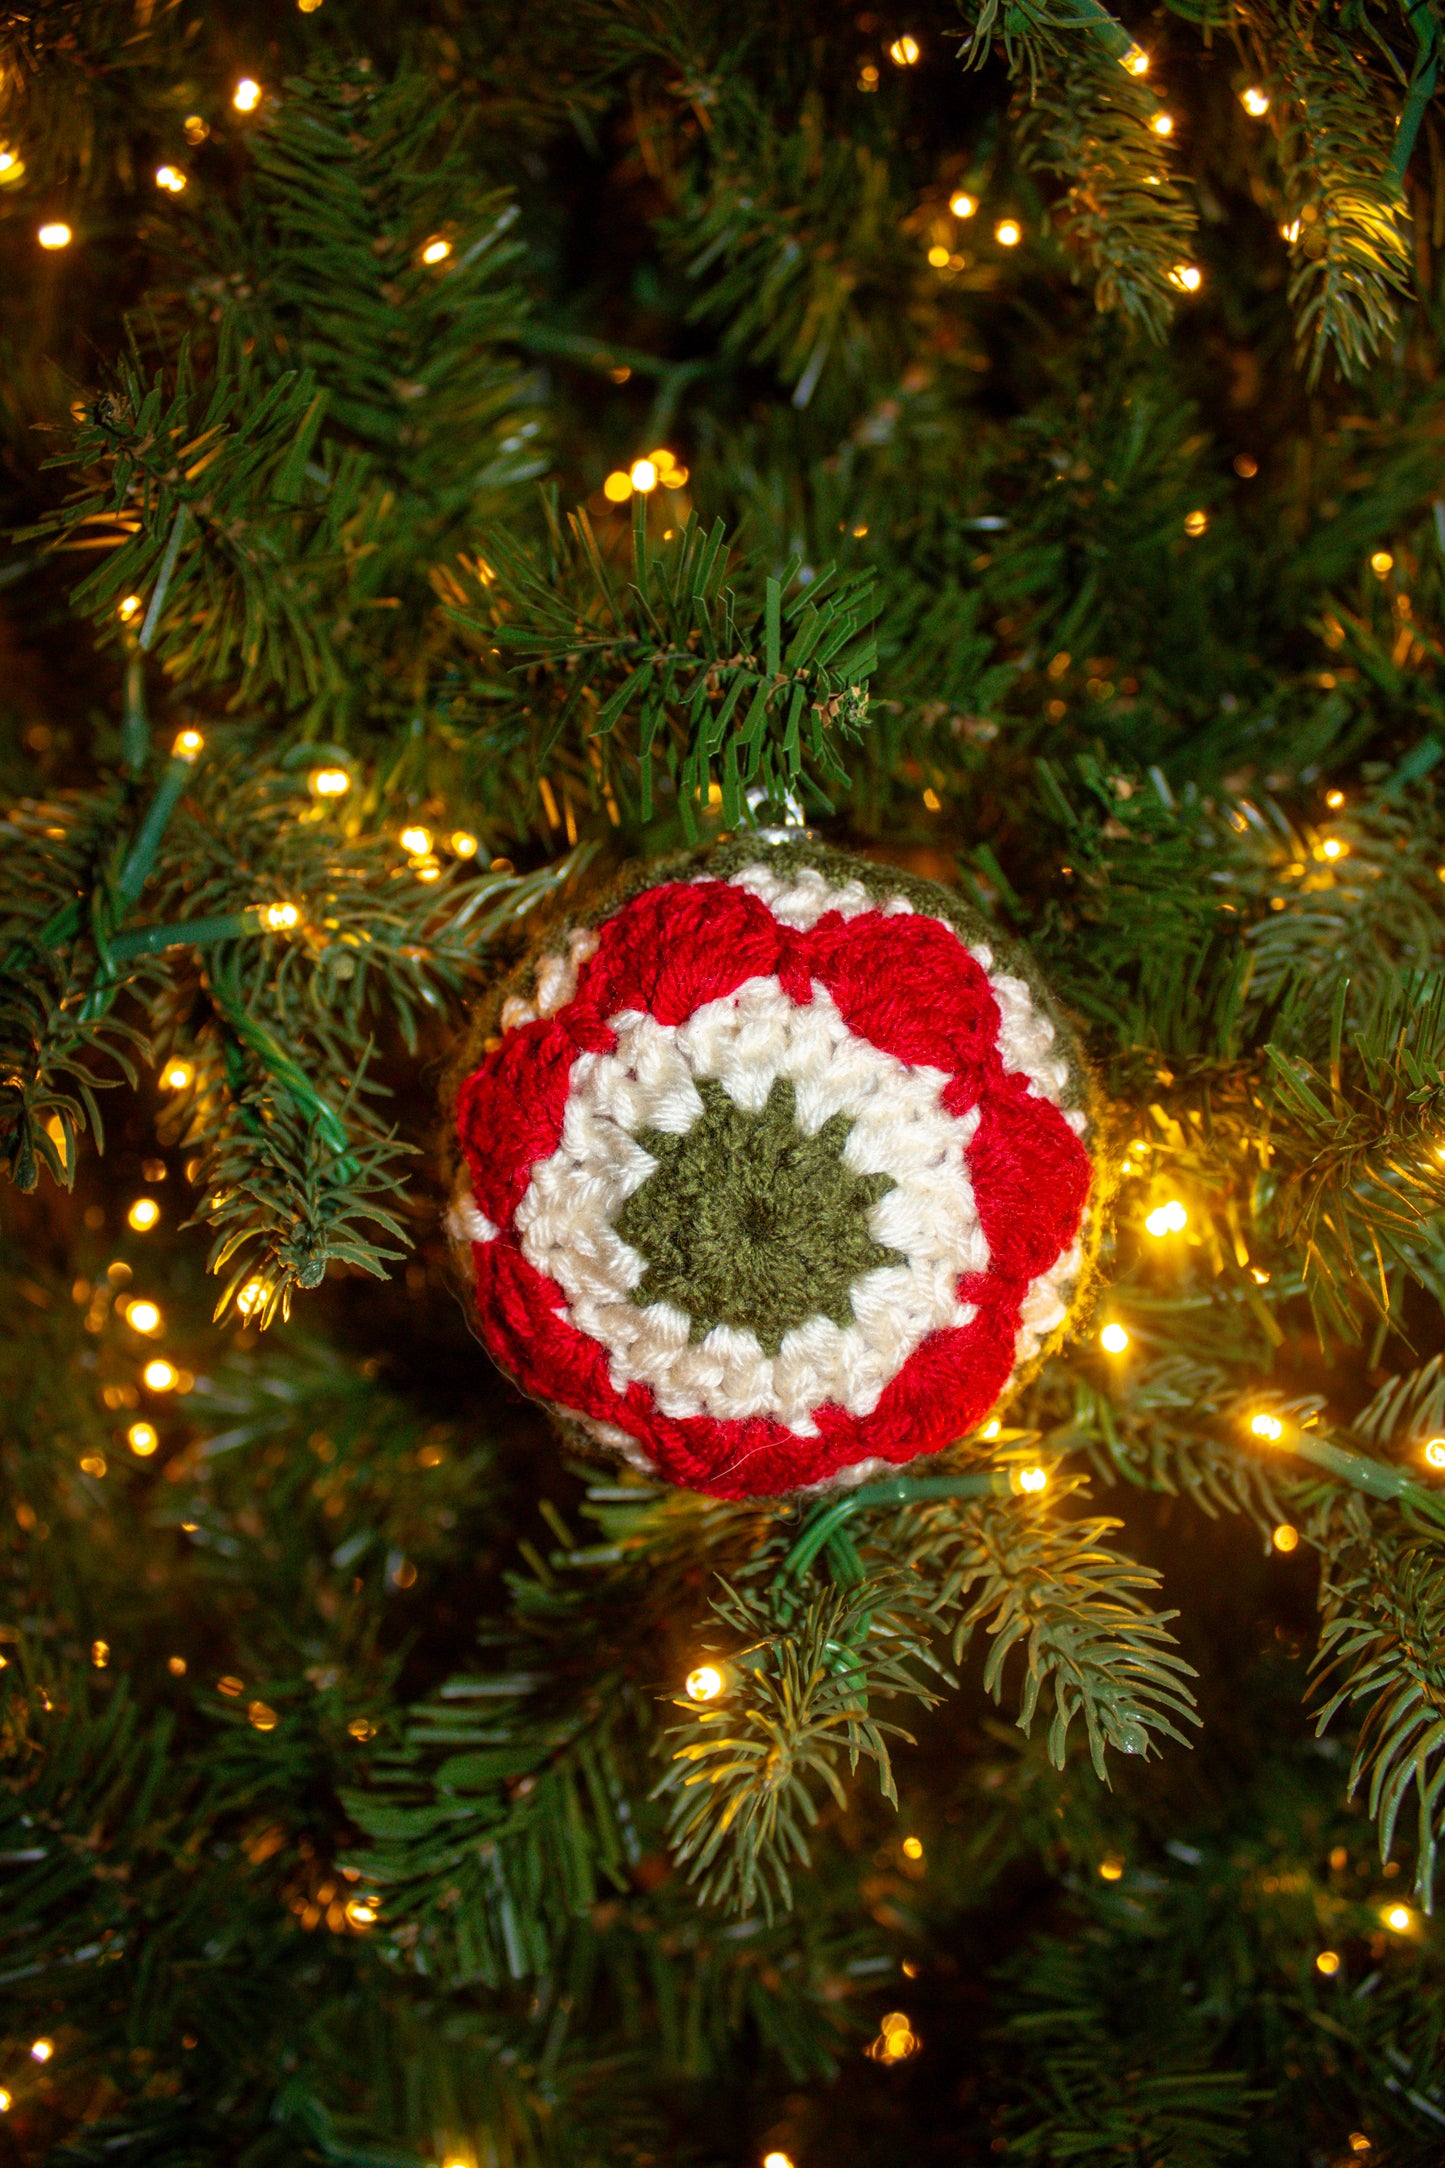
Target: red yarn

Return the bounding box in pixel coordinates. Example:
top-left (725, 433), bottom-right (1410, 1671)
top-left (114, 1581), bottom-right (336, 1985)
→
top-left (456, 876), bottom-right (1092, 1498)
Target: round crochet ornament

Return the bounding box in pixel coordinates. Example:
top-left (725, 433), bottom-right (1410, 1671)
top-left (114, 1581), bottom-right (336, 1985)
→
top-left (450, 840), bottom-right (1096, 1500)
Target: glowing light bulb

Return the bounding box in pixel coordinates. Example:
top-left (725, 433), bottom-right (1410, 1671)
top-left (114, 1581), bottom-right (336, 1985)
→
top-left (1150, 112), bottom-right (1174, 136)
top-left (172, 728), bottom-right (204, 758)
top-left (685, 1664), bottom-right (725, 1703)
top-left (1325, 789), bottom-right (1345, 808)
top-left (1145, 1200), bottom-right (1187, 1237)
top-left (980, 1417), bottom-right (1001, 1439)
top-left (888, 34), bottom-right (920, 63)
top-left (927, 244), bottom-right (951, 268)
top-left (310, 766), bottom-right (351, 797)
top-left (1272, 1523), bottom-right (1300, 1553)
top-left (629, 458), bottom-right (659, 493)
top-left (155, 164), bottom-right (187, 193)
top-left (1098, 1855), bottom-right (1125, 1881)
top-left (1281, 218), bottom-right (1301, 243)
top-left (92, 1639), bottom-right (110, 1667)
top-left (125, 1299), bottom-right (162, 1334)
top-left (1250, 1413), bottom-right (1284, 1442)
top-left (168, 1654), bottom-right (187, 1674)
top-left (995, 219), bottom-right (1022, 247)
top-left (1316, 1948), bottom-right (1341, 1975)
top-left (1370, 549), bottom-right (1394, 577)
top-left (1242, 85), bottom-right (1270, 115)
top-left (949, 191), bottom-right (977, 218)
top-left (421, 236), bottom-right (451, 264)
top-left (450, 830), bottom-right (479, 857)
top-left (345, 1895), bottom-right (378, 1927)
top-left (1100, 1323), bottom-right (1129, 1354)
top-left (1320, 837), bottom-right (1346, 860)
top-left (1385, 1902), bottom-right (1414, 1932)
top-left (236, 1280), bottom-right (267, 1318)
top-left (30, 2038), bottom-right (53, 2063)
top-left (1424, 1439), bottom-right (1445, 1470)
top-left (0, 147), bottom-right (24, 185)
top-left (0, 2088), bottom-right (10, 2111)
top-left (1169, 263), bottom-right (1202, 291)
top-left (901, 1835), bottom-right (924, 1859)
top-left (1016, 1465), bottom-right (1048, 1494)
top-left (118, 594), bottom-right (142, 622)
top-left (143, 1359), bottom-right (178, 1392)
top-left (400, 826), bottom-right (432, 855)
top-left (1184, 509), bottom-right (1208, 536)
top-left (128, 1421), bottom-right (159, 1456)
top-left (162, 1060), bottom-right (194, 1091)
top-left (233, 78), bottom-right (262, 112)
top-left (38, 222), bottom-right (73, 250)
top-left (127, 1197), bottom-right (160, 1231)
top-left (603, 469), bottom-right (633, 503)
top-left (1121, 45), bottom-right (1149, 74)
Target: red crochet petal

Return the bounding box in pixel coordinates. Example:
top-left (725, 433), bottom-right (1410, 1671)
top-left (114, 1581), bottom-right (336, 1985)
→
top-left (966, 1072), bottom-right (1092, 1284)
top-left (456, 1017), bottom-right (582, 1230)
top-left (569, 880), bottom-right (784, 1028)
top-left (804, 908), bottom-right (1002, 1112)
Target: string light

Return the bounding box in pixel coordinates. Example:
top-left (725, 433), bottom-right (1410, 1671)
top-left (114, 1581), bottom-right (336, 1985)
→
top-left (1242, 85), bottom-right (1270, 115)
top-left (1316, 1949), bottom-right (1341, 1975)
top-left (1099, 1855), bottom-right (1125, 1881)
top-left (1272, 1523), bottom-right (1300, 1553)
top-left (162, 1060), bottom-right (194, 1090)
top-left (38, 222), bottom-right (73, 250)
top-left (901, 1835), bottom-right (924, 1859)
top-left (1320, 837), bottom-right (1347, 861)
top-left (1169, 263), bottom-right (1202, 291)
top-left (183, 115), bottom-right (208, 144)
top-left (345, 1894), bottom-right (378, 1927)
top-left (1184, 509), bottom-right (1208, 536)
top-left (1423, 1439), bottom-right (1445, 1470)
top-left (629, 457), bottom-right (659, 493)
top-left (92, 1639), bottom-right (110, 1667)
top-left (1348, 2137), bottom-right (1372, 2157)
top-left (869, 2010), bottom-right (920, 2061)
top-left (233, 78), bottom-right (262, 112)
top-left (980, 1417), bottom-right (1001, 1439)
top-left (143, 1359), bottom-right (179, 1392)
top-left (1325, 788), bottom-right (1345, 808)
top-left (762, 2154), bottom-right (795, 2168)
top-left (128, 1421), bottom-right (159, 1456)
top-left (168, 1654), bottom-right (187, 1674)
top-left (1100, 1322), bottom-right (1130, 1354)
top-left (31, 2039), bottom-right (53, 2063)
top-left (1370, 549), bottom-right (1394, 577)
top-left (118, 594), bottom-right (142, 622)
top-left (172, 728), bottom-right (204, 758)
top-left (927, 244), bottom-right (951, 268)
top-left (1145, 1200), bottom-right (1187, 1236)
top-left (1121, 45), bottom-right (1149, 74)
top-left (262, 901), bottom-right (301, 930)
top-left (237, 1280), bottom-right (268, 1318)
top-left (400, 825), bottom-right (432, 855)
top-left (248, 1700), bottom-right (278, 1731)
top-left (155, 165), bottom-right (187, 193)
top-left (685, 1664), bottom-right (725, 1702)
top-left (127, 1197), bottom-right (161, 1231)
top-left (1384, 1902), bottom-right (1414, 1932)
top-left (603, 470), bottom-right (633, 502)
top-left (0, 2089), bottom-right (10, 2111)
top-left (125, 1299), bottom-right (162, 1334)
top-left (1149, 112), bottom-right (1174, 136)
top-left (858, 62), bottom-right (880, 90)
top-left (1250, 1413), bottom-right (1285, 1442)
top-left (421, 236), bottom-right (451, 264)
top-left (1234, 453), bottom-right (1259, 478)
top-left (888, 34), bottom-right (920, 64)
top-left (949, 191), bottom-right (977, 218)
top-left (0, 147), bottom-right (25, 185)
top-left (995, 219), bottom-right (1022, 247)
top-left (309, 766), bottom-right (351, 797)
top-left (1016, 1465), bottom-right (1049, 1494)
top-left (298, 0), bottom-right (323, 11)
top-left (451, 830), bottom-right (479, 857)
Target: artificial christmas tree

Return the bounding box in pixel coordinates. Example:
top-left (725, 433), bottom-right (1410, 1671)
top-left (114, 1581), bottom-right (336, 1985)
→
top-left (5, 2), bottom-right (1445, 2162)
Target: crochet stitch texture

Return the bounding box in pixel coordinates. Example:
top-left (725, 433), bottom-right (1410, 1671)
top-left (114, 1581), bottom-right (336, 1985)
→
top-left (453, 843), bottom-right (1095, 1499)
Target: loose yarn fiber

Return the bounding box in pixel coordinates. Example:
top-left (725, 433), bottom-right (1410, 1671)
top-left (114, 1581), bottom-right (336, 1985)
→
top-left (450, 841), bottom-right (1096, 1499)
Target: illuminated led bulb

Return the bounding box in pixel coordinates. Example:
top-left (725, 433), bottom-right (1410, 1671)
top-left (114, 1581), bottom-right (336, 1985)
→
top-left (118, 594), bottom-right (142, 622)
top-left (927, 244), bottom-right (951, 268)
top-left (762, 2154), bottom-right (795, 2168)
top-left (162, 1060), bottom-right (194, 1090)
top-left (92, 1639), bottom-right (110, 1667)
top-left (415, 859), bottom-right (441, 882)
top-left (1098, 1855), bottom-right (1125, 1880)
top-left (125, 1299), bottom-right (162, 1334)
top-left (1100, 1322), bottom-right (1129, 1354)
top-left (1169, 263), bottom-right (1202, 291)
top-left (30, 2038), bottom-right (53, 2063)
top-left (143, 1359), bottom-right (178, 1392)
top-left (345, 1895), bottom-right (378, 1927)
top-left (949, 191), bottom-right (977, 218)
top-left (38, 222), bottom-right (73, 250)
top-left (1370, 549), bottom-right (1394, 577)
top-left (233, 78), bottom-right (262, 112)
top-left (298, 0), bottom-right (323, 10)
top-left (1242, 85), bottom-right (1270, 115)
top-left (1320, 837), bottom-right (1346, 860)
top-left (0, 147), bottom-right (24, 185)
top-left (155, 165), bottom-right (187, 193)
top-left (1017, 1465), bottom-right (1048, 1495)
top-left (1384, 1902), bottom-right (1414, 1932)
top-left (603, 470), bottom-right (633, 503)
top-left (0, 2088), bottom-right (10, 2110)
top-left (1250, 1413), bottom-right (1284, 1442)
top-left (310, 766), bottom-right (351, 797)
top-left (1149, 112), bottom-right (1174, 136)
top-left (128, 1421), bottom-right (159, 1456)
top-left (172, 728), bottom-right (204, 758)
top-left (888, 34), bottom-right (920, 63)
top-left (400, 826), bottom-right (432, 855)
top-left (1121, 45), bottom-right (1149, 74)
top-left (261, 901), bottom-right (301, 930)
top-left (629, 457), bottom-right (659, 493)
top-left (1184, 509), bottom-right (1208, 536)
top-left (980, 1417), bottom-right (1001, 1439)
top-left (901, 1835), bottom-right (924, 1859)
top-left (127, 1197), bottom-right (161, 1232)
top-left (421, 236), bottom-right (451, 264)
top-left (1144, 1199), bottom-right (1187, 1236)
top-left (1424, 1439), bottom-right (1445, 1470)
top-left (236, 1280), bottom-right (267, 1318)
top-left (1315, 1949), bottom-right (1341, 1975)
top-left (995, 219), bottom-right (1022, 247)
top-left (1325, 789), bottom-right (1345, 809)
top-left (1272, 1522), bottom-right (1299, 1553)
top-left (685, 1664), bottom-right (725, 1703)
top-left (450, 830), bottom-right (479, 857)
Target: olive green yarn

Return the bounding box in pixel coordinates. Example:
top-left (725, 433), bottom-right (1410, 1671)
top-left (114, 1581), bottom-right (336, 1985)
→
top-left (616, 1075), bottom-right (901, 1356)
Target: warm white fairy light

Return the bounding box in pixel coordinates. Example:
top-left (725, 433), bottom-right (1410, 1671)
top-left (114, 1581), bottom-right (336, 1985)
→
top-left (1016, 1465), bottom-right (1048, 1494)
top-left (1121, 45), bottom-right (1149, 74)
top-left (118, 594), bottom-right (142, 621)
top-left (451, 830), bottom-right (479, 857)
top-left (30, 2039), bottom-right (53, 2064)
top-left (143, 1359), bottom-right (179, 1392)
top-left (155, 165), bottom-right (187, 193)
top-left (685, 1664), bottom-right (725, 1702)
top-left (1100, 1322), bottom-right (1130, 1353)
top-left (128, 1421), bottom-right (159, 1456)
top-left (888, 34), bottom-right (920, 64)
top-left (172, 728), bottom-right (205, 758)
top-left (162, 1059), bottom-right (194, 1090)
top-left (125, 1299), bottom-right (162, 1334)
top-left (1169, 263), bottom-right (1202, 291)
top-left (127, 1197), bottom-right (160, 1231)
top-left (1145, 1200), bottom-right (1187, 1237)
top-left (949, 190), bottom-right (977, 218)
top-left (237, 1280), bottom-right (267, 1317)
top-left (262, 901), bottom-right (301, 930)
top-left (1242, 85), bottom-right (1270, 115)
top-left (1424, 1438), bottom-right (1445, 1470)
top-left (233, 78), bottom-right (262, 112)
top-left (1384, 1902), bottom-right (1414, 1933)
top-left (629, 457), bottom-right (659, 493)
top-left (310, 767), bottom-right (351, 797)
top-left (38, 222), bottom-right (73, 250)
top-left (1250, 1413), bottom-right (1284, 1442)
top-left (421, 236), bottom-right (451, 264)
top-left (400, 825), bottom-right (432, 855)
top-left (1272, 1523), bottom-right (1299, 1553)
top-left (995, 218), bottom-right (1021, 247)
top-left (1150, 112), bottom-right (1174, 137)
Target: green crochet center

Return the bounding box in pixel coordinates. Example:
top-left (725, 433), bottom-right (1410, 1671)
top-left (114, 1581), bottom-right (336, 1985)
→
top-left (615, 1074), bottom-right (902, 1357)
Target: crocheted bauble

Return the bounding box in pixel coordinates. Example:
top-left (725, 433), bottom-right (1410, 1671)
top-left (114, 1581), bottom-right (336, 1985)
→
top-left (450, 840), bottom-right (1096, 1500)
